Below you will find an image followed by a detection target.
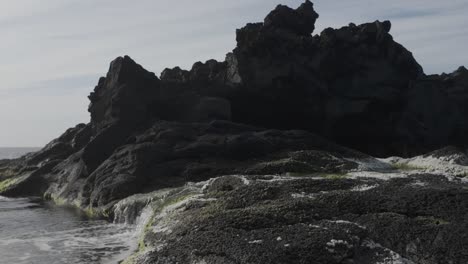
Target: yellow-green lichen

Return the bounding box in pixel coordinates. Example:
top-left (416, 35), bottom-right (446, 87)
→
top-left (122, 190), bottom-right (202, 264)
top-left (82, 205), bottom-right (111, 219)
top-left (50, 195), bottom-right (68, 206)
top-left (321, 173), bottom-right (348, 180)
top-left (121, 219), bottom-right (154, 264)
top-left (285, 172), bottom-right (348, 179)
top-left (138, 215), bottom-right (155, 252)
top-left (391, 163), bottom-right (424, 171)
top-left (0, 178), bottom-right (18, 193)
top-left (0, 173), bottom-right (32, 194)
top-left (416, 216), bottom-right (450, 225)
top-left (136, 191), bottom-right (197, 253)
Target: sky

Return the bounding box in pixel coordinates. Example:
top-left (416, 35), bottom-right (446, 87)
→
top-left (0, 0), bottom-right (467, 147)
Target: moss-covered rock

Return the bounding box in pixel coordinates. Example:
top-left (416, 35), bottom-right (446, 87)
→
top-left (120, 171), bottom-right (467, 264)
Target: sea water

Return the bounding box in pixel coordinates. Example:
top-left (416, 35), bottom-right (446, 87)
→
top-left (0, 197), bottom-right (137, 264)
top-left (0, 148), bottom-right (139, 264)
top-left (0, 147), bottom-right (39, 160)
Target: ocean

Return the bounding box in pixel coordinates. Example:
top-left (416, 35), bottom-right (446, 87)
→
top-left (0, 148), bottom-right (138, 264)
top-left (0, 147), bottom-right (40, 160)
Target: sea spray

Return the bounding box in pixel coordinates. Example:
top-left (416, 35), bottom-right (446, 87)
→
top-left (103, 205), bottom-right (155, 264)
top-left (115, 180), bottom-right (219, 263)
top-left (0, 197), bottom-right (135, 264)
top-left (110, 188), bottom-right (178, 263)
top-left (113, 189), bottom-right (173, 225)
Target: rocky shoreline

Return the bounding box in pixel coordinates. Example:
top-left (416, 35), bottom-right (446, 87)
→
top-left (1, 1), bottom-right (467, 263)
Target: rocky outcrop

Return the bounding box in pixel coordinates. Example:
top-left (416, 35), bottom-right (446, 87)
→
top-left (123, 153), bottom-right (468, 264)
top-left (45, 120), bottom-right (360, 213)
top-left (229, 3), bottom-right (424, 157)
top-left (0, 1), bottom-right (467, 263)
top-left (154, 0), bottom-right (461, 157)
top-left (88, 56), bottom-right (161, 132)
top-left (397, 67), bottom-right (468, 155)
top-left (154, 1), bottom-right (434, 157)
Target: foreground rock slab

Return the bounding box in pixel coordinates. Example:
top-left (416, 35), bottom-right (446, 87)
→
top-left (121, 153), bottom-right (468, 264)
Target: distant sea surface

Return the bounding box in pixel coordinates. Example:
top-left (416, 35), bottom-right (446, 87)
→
top-left (0, 147), bottom-right (40, 160)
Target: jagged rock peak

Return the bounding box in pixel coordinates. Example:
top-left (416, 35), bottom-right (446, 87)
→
top-left (105, 55), bottom-right (158, 86)
top-left (88, 55), bottom-right (160, 131)
top-left (264, 0), bottom-right (319, 35)
top-left (160, 66), bottom-right (189, 83)
top-left (455, 66), bottom-right (468, 74)
top-left (320, 20), bottom-right (393, 45)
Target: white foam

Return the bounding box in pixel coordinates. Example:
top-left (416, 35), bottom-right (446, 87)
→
top-left (351, 184), bottom-right (379, 192)
top-left (406, 155), bottom-right (468, 180)
top-left (33, 240), bottom-right (52, 251)
top-left (411, 181), bottom-right (428, 187)
top-left (328, 220), bottom-right (366, 230)
top-left (0, 196), bottom-right (14, 201)
top-left (326, 239), bottom-right (351, 248)
top-left (347, 171), bottom-right (407, 181)
top-left (291, 192), bottom-right (317, 199)
top-left (237, 175), bottom-right (251, 185)
top-left (346, 158), bottom-right (393, 171)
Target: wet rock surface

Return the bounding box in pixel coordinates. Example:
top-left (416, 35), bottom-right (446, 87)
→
top-left (125, 164), bottom-right (467, 264)
top-left (0, 1), bottom-right (467, 263)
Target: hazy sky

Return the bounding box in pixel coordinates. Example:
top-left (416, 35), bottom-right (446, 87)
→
top-left (1, 0), bottom-right (467, 147)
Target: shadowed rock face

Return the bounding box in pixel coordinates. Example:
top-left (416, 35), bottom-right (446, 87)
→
top-left (157, 1), bottom-right (434, 157)
top-left (0, 1), bottom-right (468, 263)
top-left (88, 56), bottom-right (161, 132)
top-left (398, 67), bottom-right (468, 155)
top-left (230, 4), bottom-right (424, 157)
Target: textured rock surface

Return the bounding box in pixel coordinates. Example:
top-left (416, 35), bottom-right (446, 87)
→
top-left (123, 155), bottom-right (468, 264)
top-left (229, 8), bottom-right (424, 157)
top-left (153, 0), bottom-right (463, 157)
top-left (0, 1), bottom-right (467, 263)
top-left (398, 67), bottom-right (468, 155)
top-left (46, 120), bottom-right (359, 211)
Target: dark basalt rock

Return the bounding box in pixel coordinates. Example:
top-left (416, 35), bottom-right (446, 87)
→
top-left (88, 56), bottom-right (161, 132)
top-left (133, 174), bottom-right (467, 264)
top-left (160, 66), bottom-right (189, 83)
top-left (398, 67), bottom-right (468, 156)
top-left (264, 0), bottom-right (319, 36)
top-left (230, 10), bottom-right (424, 157)
top-left (78, 120), bottom-right (356, 208)
top-left (79, 0), bottom-right (451, 157)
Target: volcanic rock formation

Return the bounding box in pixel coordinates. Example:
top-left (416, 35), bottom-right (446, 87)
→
top-left (1, 1), bottom-right (468, 264)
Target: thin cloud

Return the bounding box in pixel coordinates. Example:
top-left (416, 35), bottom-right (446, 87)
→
top-left (0, 74), bottom-right (98, 97)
